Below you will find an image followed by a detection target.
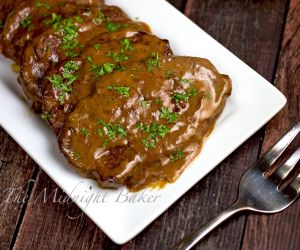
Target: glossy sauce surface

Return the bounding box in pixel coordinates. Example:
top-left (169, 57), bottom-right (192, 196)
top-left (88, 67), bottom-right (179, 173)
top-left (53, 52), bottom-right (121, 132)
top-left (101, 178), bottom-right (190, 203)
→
top-left (18, 5), bottom-right (150, 111)
top-left (42, 32), bottom-right (172, 134)
top-left (59, 57), bottom-right (232, 191)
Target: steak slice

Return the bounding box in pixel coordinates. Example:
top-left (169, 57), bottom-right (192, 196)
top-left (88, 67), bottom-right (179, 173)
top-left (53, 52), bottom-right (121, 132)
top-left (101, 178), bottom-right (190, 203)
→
top-left (58, 56), bottom-right (232, 191)
top-left (41, 32), bottom-right (172, 135)
top-left (0, 0), bottom-right (25, 35)
top-left (18, 5), bottom-right (150, 112)
top-left (1, 0), bottom-right (100, 63)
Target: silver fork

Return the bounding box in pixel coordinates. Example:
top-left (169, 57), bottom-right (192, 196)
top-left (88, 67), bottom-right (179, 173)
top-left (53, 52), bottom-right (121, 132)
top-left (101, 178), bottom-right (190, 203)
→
top-left (172, 122), bottom-right (300, 250)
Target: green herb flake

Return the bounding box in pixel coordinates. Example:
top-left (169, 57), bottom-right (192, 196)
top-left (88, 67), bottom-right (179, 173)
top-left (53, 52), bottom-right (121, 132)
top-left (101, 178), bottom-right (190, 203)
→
top-left (180, 78), bottom-right (191, 84)
top-left (40, 113), bottom-right (51, 120)
top-left (106, 17), bottom-right (124, 32)
top-left (43, 13), bottom-right (62, 30)
top-left (73, 151), bottom-right (81, 159)
top-left (93, 44), bottom-right (102, 50)
top-left (97, 128), bottom-right (103, 137)
top-left (35, 1), bottom-right (52, 10)
top-left (171, 88), bottom-right (198, 102)
top-left (146, 52), bottom-right (161, 72)
top-left (136, 122), bottom-right (170, 149)
top-left (160, 107), bottom-right (179, 123)
top-left (80, 127), bottom-right (90, 137)
top-left (166, 70), bottom-right (174, 79)
top-left (90, 63), bottom-right (116, 77)
top-left (97, 119), bottom-right (127, 141)
top-left (120, 38), bottom-right (134, 51)
top-left (169, 149), bottom-right (185, 161)
top-left (92, 11), bottom-right (104, 25)
top-left (107, 85), bottom-right (130, 98)
top-left (20, 15), bottom-right (33, 30)
top-left (141, 100), bottom-right (150, 108)
top-left (74, 16), bottom-right (84, 23)
top-left (106, 51), bottom-right (128, 63)
top-left (47, 61), bottom-right (80, 104)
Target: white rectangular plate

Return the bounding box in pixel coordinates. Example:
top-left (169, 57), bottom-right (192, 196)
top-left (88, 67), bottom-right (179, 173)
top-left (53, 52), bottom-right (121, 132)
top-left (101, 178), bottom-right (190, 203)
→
top-left (0, 0), bottom-right (286, 245)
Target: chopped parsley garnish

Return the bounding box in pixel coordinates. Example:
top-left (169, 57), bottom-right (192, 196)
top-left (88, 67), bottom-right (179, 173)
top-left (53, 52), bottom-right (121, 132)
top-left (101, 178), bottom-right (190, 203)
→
top-left (97, 119), bottom-right (127, 141)
top-left (90, 63), bottom-right (116, 77)
top-left (180, 78), bottom-right (191, 84)
top-left (172, 88), bottom-right (198, 102)
top-left (80, 127), bottom-right (90, 137)
top-left (44, 15), bottom-right (80, 57)
top-left (43, 13), bottom-right (62, 30)
top-left (107, 85), bottom-right (130, 98)
top-left (93, 44), bottom-right (102, 50)
top-left (60, 19), bottom-right (79, 56)
top-left (141, 100), bottom-right (150, 107)
top-left (136, 123), bottom-right (170, 149)
top-left (73, 151), bottom-right (81, 159)
top-left (169, 149), bottom-right (185, 161)
top-left (106, 51), bottom-right (128, 63)
top-left (35, 1), bottom-right (52, 10)
top-left (92, 11), bottom-right (104, 25)
top-left (86, 57), bottom-right (124, 77)
top-left (97, 128), bottom-right (103, 137)
top-left (47, 61), bottom-right (80, 104)
top-left (20, 15), bottom-right (33, 30)
top-left (166, 70), bottom-right (174, 79)
top-left (160, 107), bottom-right (179, 123)
top-left (0, 19), bottom-right (4, 29)
top-left (120, 38), bottom-right (134, 51)
top-left (74, 16), bottom-right (84, 23)
top-left (106, 17), bottom-right (125, 32)
top-left (146, 52), bottom-right (161, 72)
top-left (40, 113), bottom-right (51, 120)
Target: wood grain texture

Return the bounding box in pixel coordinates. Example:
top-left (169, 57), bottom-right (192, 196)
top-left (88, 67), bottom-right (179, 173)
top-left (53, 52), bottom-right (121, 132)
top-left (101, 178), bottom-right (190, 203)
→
top-left (0, 128), bottom-right (37, 249)
top-left (0, 0), bottom-right (294, 249)
top-left (242, 0), bottom-right (300, 249)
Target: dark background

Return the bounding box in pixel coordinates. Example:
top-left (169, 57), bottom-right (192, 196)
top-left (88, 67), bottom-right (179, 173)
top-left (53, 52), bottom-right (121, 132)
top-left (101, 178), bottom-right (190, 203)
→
top-left (0, 0), bottom-right (299, 249)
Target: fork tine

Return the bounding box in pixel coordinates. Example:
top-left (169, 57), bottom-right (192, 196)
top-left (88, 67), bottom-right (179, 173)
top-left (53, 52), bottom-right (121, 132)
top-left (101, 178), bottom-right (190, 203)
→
top-left (272, 147), bottom-right (300, 181)
top-left (289, 173), bottom-right (300, 194)
top-left (256, 122), bottom-right (300, 171)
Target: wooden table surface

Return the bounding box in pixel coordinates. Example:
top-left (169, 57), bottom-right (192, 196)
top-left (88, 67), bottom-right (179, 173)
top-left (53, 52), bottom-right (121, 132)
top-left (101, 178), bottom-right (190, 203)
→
top-left (1, 0), bottom-right (300, 249)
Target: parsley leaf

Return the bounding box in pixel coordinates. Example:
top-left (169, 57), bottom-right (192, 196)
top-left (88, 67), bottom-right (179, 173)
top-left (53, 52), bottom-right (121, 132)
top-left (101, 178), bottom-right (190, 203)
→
top-left (166, 70), bottom-right (174, 79)
top-left (160, 107), bottom-right (179, 123)
top-left (47, 61), bottom-right (80, 104)
top-left (43, 13), bottom-right (62, 30)
top-left (107, 85), bottom-right (130, 98)
top-left (97, 119), bottom-right (127, 141)
top-left (136, 122), bottom-right (170, 149)
top-left (35, 1), bottom-right (52, 10)
top-left (172, 88), bottom-right (198, 102)
top-left (93, 44), bottom-right (102, 50)
top-left (40, 113), bottom-right (51, 120)
top-left (180, 78), bottom-right (191, 84)
top-left (146, 52), bottom-right (161, 72)
top-left (74, 16), bottom-right (83, 23)
top-left (92, 11), bottom-right (104, 25)
top-left (169, 149), bottom-right (185, 161)
top-left (120, 38), bottom-right (134, 51)
top-left (106, 51), bottom-right (128, 63)
top-left (80, 127), bottom-right (90, 137)
top-left (106, 17), bottom-right (125, 32)
top-left (141, 100), bottom-right (150, 107)
top-left (20, 15), bottom-right (33, 30)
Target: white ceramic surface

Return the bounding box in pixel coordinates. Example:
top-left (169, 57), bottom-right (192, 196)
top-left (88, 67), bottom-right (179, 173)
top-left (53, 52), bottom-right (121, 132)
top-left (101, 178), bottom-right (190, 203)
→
top-left (0, 0), bottom-right (286, 244)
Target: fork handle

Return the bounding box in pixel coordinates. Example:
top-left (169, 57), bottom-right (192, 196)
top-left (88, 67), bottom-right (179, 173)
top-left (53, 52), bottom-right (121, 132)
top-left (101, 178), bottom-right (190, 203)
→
top-left (171, 202), bottom-right (247, 250)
